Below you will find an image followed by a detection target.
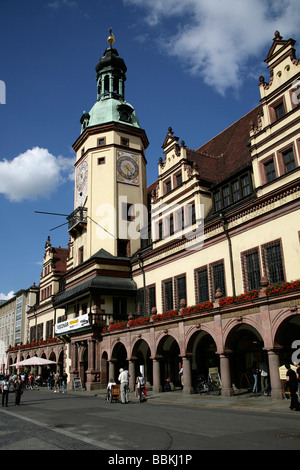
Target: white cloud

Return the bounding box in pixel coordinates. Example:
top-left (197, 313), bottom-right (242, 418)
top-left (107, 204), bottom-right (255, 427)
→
top-left (0, 291), bottom-right (15, 301)
top-left (124, 0), bottom-right (300, 94)
top-left (0, 147), bottom-right (75, 202)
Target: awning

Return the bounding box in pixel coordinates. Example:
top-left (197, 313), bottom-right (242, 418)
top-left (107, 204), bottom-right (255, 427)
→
top-left (53, 275), bottom-right (137, 307)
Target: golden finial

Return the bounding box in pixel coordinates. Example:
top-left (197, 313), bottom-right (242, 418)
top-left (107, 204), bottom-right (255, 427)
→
top-left (107, 28), bottom-right (115, 46)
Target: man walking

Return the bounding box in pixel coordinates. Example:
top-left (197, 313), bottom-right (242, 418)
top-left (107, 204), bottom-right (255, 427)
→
top-left (118, 368), bottom-right (129, 404)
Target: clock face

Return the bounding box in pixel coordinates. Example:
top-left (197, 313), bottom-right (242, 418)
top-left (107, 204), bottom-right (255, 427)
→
top-left (76, 160), bottom-right (88, 191)
top-left (76, 160), bottom-right (88, 206)
top-left (117, 152), bottom-right (139, 185)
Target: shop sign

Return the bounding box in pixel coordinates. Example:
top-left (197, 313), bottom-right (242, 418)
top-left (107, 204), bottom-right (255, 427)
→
top-left (55, 314), bottom-right (90, 334)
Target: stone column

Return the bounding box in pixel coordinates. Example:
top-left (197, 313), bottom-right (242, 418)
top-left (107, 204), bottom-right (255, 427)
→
top-left (152, 359), bottom-right (162, 393)
top-left (128, 360), bottom-right (135, 392)
top-left (85, 339), bottom-right (100, 390)
top-left (267, 350), bottom-right (283, 399)
top-left (220, 353), bottom-right (234, 396)
top-left (70, 342), bottom-right (78, 384)
top-left (182, 356), bottom-right (193, 394)
top-left (108, 361), bottom-right (115, 382)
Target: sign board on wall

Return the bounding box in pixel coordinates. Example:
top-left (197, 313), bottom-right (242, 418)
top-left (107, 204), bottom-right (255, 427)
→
top-left (55, 314), bottom-right (90, 335)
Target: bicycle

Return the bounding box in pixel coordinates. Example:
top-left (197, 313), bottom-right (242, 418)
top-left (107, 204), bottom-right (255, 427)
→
top-left (196, 375), bottom-right (221, 396)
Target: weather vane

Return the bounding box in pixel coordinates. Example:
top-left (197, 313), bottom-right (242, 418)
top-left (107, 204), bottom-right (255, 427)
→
top-left (107, 28), bottom-right (115, 47)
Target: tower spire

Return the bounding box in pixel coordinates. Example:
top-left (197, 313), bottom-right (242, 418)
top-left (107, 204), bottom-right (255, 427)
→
top-left (107, 28), bottom-right (115, 47)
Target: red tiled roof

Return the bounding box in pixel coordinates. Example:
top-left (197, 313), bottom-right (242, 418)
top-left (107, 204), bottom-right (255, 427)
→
top-left (52, 247), bottom-right (68, 274)
top-left (147, 105), bottom-right (262, 192)
top-left (193, 105), bottom-right (262, 185)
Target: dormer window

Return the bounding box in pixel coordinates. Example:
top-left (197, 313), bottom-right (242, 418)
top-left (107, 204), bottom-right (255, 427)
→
top-left (274, 102), bottom-right (285, 120)
top-left (175, 172), bottom-right (182, 187)
top-left (165, 180), bottom-right (171, 194)
top-left (213, 171), bottom-right (252, 212)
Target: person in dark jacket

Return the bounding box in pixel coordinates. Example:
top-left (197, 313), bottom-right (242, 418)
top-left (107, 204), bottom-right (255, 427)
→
top-left (285, 364), bottom-right (300, 411)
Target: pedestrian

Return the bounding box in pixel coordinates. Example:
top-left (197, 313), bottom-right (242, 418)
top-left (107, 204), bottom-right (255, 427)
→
top-left (259, 361), bottom-right (269, 392)
top-left (1, 375), bottom-right (10, 407)
top-left (61, 371), bottom-right (67, 393)
top-left (29, 373), bottom-right (34, 390)
top-left (285, 364), bottom-right (300, 411)
top-left (252, 363), bottom-right (259, 393)
top-left (136, 372), bottom-right (146, 401)
top-left (118, 368), bottom-right (129, 404)
top-left (106, 378), bottom-right (116, 401)
top-left (24, 373), bottom-right (28, 389)
top-left (14, 375), bottom-right (23, 406)
top-left (48, 371), bottom-right (54, 390)
top-left (54, 371), bottom-right (60, 393)
top-left (296, 362), bottom-right (300, 400)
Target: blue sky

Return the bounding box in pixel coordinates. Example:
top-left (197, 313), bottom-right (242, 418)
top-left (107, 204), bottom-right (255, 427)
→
top-left (0, 0), bottom-right (299, 299)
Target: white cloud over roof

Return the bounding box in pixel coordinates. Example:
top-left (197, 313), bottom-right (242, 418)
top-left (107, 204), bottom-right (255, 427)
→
top-left (125, 0), bottom-right (300, 94)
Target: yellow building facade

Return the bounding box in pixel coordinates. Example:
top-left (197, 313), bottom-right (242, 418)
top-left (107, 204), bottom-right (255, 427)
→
top-left (7, 32), bottom-right (300, 399)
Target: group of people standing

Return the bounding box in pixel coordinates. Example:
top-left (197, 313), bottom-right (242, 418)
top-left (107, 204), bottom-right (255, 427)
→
top-left (1, 370), bottom-right (68, 407)
top-left (252, 362), bottom-right (269, 393)
top-left (107, 368), bottom-right (146, 404)
top-left (47, 371), bottom-right (67, 393)
top-left (1, 375), bottom-right (23, 407)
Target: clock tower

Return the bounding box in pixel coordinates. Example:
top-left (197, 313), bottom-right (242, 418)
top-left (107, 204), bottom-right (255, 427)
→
top-left (70, 31), bottom-right (149, 267)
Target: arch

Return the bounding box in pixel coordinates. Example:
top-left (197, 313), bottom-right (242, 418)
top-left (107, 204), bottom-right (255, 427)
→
top-left (111, 342), bottom-right (128, 380)
top-left (273, 313), bottom-right (300, 364)
top-left (186, 329), bottom-right (219, 389)
top-left (131, 338), bottom-right (152, 385)
top-left (156, 334), bottom-right (181, 390)
top-left (225, 323), bottom-right (265, 391)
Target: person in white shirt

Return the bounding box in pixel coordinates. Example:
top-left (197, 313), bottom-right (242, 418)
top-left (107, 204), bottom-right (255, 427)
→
top-left (118, 368), bottom-right (129, 403)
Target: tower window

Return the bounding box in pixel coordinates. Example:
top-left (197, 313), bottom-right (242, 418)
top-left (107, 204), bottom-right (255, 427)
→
top-left (98, 157), bottom-right (105, 165)
top-left (121, 137), bottom-right (129, 146)
top-left (98, 138), bottom-right (106, 146)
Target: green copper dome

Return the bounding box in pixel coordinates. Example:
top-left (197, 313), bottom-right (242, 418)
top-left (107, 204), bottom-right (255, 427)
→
top-left (80, 32), bottom-right (140, 133)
